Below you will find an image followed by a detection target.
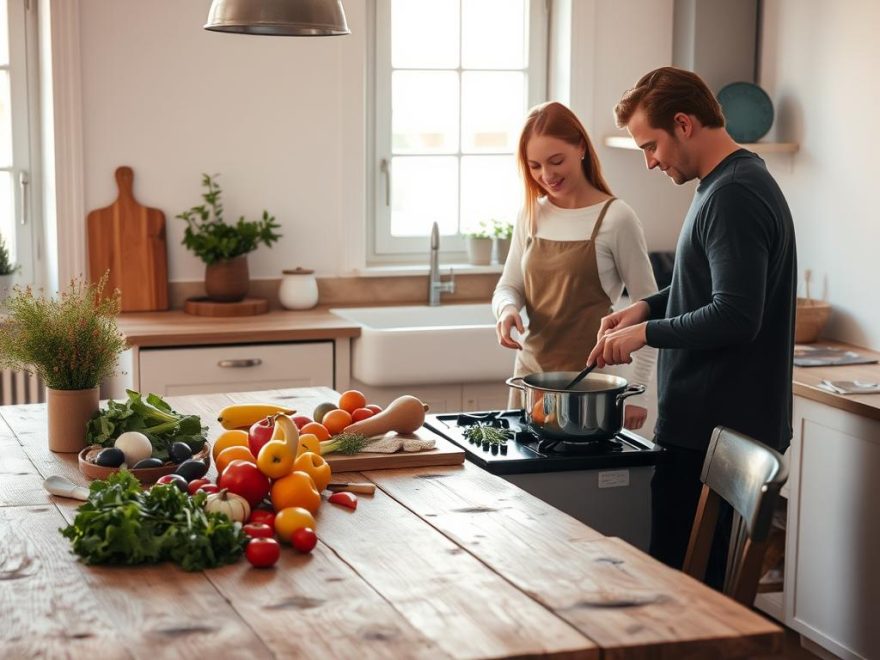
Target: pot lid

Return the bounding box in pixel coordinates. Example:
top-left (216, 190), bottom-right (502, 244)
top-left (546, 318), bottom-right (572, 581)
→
top-left (282, 267), bottom-right (315, 275)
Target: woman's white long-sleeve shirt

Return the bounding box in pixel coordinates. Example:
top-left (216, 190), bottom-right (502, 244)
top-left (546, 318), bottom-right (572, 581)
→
top-left (492, 197), bottom-right (658, 388)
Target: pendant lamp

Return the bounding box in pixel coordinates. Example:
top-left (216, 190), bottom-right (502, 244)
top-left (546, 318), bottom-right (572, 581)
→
top-left (204, 0), bottom-right (350, 36)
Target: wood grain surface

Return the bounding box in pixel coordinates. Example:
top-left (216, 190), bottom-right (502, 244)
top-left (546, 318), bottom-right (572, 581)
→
top-left (0, 387), bottom-right (784, 659)
top-left (184, 297), bottom-right (269, 317)
top-left (87, 166), bottom-right (169, 312)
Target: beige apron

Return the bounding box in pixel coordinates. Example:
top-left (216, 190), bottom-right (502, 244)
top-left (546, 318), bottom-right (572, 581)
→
top-left (509, 198), bottom-right (616, 408)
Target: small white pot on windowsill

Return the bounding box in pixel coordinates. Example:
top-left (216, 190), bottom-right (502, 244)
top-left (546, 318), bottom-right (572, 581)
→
top-left (466, 236), bottom-right (493, 265)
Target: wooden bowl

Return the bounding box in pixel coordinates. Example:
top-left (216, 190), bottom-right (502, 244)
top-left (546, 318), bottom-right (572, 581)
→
top-left (78, 444), bottom-right (211, 484)
top-left (795, 297), bottom-right (831, 344)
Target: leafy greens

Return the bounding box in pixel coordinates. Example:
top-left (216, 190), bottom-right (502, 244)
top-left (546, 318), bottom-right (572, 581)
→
top-left (86, 390), bottom-right (207, 461)
top-left (61, 471), bottom-right (246, 571)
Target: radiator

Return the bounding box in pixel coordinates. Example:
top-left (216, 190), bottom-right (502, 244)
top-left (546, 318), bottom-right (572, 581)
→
top-left (0, 368), bottom-right (46, 405)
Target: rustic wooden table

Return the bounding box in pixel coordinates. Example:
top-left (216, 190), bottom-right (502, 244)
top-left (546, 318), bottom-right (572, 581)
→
top-left (0, 387), bottom-right (782, 659)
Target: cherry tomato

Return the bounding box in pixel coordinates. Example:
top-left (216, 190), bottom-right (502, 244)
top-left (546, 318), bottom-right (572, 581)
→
top-left (187, 478), bottom-right (212, 496)
top-left (196, 484), bottom-right (220, 495)
top-left (248, 508), bottom-right (276, 529)
top-left (291, 527), bottom-right (317, 554)
top-left (243, 522), bottom-right (274, 539)
top-left (245, 537), bottom-right (280, 568)
top-left (155, 474), bottom-right (188, 492)
top-left (328, 491), bottom-right (358, 510)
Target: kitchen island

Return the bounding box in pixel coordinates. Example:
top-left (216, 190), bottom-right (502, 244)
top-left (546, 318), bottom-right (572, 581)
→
top-left (0, 387), bottom-right (782, 659)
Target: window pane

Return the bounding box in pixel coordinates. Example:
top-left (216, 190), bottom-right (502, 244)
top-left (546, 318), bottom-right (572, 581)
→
top-left (393, 71), bottom-right (459, 154)
top-left (391, 156), bottom-right (458, 237)
top-left (0, 0), bottom-right (8, 67)
top-left (461, 71), bottom-right (525, 153)
top-left (0, 171), bottom-right (13, 263)
top-left (0, 71), bottom-right (10, 167)
top-left (460, 155), bottom-right (519, 234)
top-left (462, 0), bottom-right (526, 69)
top-left (392, 0), bottom-right (458, 69)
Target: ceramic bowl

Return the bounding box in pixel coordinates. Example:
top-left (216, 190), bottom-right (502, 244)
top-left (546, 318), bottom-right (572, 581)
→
top-left (78, 444), bottom-right (211, 484)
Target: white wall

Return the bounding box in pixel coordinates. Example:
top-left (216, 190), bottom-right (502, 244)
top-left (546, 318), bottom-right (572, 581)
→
top-left (761, 0), bottom-right (880, 349)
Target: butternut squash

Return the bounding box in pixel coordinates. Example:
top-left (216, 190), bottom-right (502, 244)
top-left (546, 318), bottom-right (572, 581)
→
top-left (342, 395), bottom-right (429, 437)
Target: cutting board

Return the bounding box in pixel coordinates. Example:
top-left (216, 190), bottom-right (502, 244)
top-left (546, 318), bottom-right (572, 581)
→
top-left (324, 427), bottom-right (465, 472)
top-left (87, 166), bottom-right (169, 311)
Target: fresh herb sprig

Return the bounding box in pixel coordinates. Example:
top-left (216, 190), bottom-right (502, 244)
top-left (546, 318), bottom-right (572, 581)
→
top-left (85, 389), bottom-right (207, 461)
top-left (321, 432), bottom-right (370, 455)
top-left (61, 471), bottom-right (246, 571)
top-left (463, 423), bottom-right (511, 446)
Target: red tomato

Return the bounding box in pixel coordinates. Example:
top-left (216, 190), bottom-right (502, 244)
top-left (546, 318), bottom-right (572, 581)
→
top-left (291, 527), bottom-right (317, 554)
top-left (245, 537), bottom-right (280, 568)
top-left (248, 416), bottom-right (276, 458)
top-left (248, 508), bottom-right (276, 529)
top-left (292, 415), bottom-right (313, 430)
top-left (328, 491), bottom-right (358, 510)
top-left (218, 459), bottom-right (271, 507)
top-left (350, 407), bottom-right (374, 422)
top-left (196, 484), bottom-right (220, 495)
top-left (365, 404), bottom-right (383, 414)
top-left (187, 478), bottom-right (212, 496)
top-left (243, 522), bottom-right (275, 539)
top-left (156, 474), bottom-right (188, 492)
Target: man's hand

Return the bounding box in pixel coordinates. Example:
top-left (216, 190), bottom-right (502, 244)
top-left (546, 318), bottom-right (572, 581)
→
top-left (496, 305), bottom-right (524, 350)
top-left (594, 300), bottom-right (651, 343)
top-left (623, 404), bottom-right (648, 430)
top-left (588, 322), bottom-right (648, 368)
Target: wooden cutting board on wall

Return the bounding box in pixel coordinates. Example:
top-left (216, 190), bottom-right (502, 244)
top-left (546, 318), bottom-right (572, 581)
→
top-left (87, 166), bottom-right (169, 311)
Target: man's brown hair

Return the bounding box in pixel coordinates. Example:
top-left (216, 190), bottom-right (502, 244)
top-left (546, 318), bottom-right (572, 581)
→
top-left (614, 66), bottom-right (725, 133)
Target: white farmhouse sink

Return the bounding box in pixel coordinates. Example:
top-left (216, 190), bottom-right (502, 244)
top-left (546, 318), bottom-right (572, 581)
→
top-left (330, 304), bottom-right (515, 386)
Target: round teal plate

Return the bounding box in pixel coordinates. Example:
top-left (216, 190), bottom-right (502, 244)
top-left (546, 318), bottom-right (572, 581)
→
top-left (717, 82), bottom-right (774, 143)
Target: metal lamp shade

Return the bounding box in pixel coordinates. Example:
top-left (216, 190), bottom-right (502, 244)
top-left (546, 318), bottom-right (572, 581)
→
top-left (204, 0), bottom-right (350, 36)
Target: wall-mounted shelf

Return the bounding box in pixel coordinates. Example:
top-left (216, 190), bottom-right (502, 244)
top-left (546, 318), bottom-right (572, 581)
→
top-left (604, 135), bottom-right (799, 155)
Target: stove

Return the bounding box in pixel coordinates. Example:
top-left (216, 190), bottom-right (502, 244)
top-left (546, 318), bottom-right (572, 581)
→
top-left (424, 409), bottom-right (663, 551)
top-left (424, 409), bottom-right (662, 475)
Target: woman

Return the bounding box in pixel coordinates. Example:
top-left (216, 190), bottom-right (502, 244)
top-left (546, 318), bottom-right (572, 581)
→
top-left (493, 101), bottom-right (657, 430)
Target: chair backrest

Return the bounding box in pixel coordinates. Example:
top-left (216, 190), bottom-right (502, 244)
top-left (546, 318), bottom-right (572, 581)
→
top-left (683, 426), bottom-right (788, 605)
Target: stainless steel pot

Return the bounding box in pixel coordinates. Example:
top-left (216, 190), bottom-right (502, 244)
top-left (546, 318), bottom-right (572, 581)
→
top-left (506, 371), bottom-right (646, 442)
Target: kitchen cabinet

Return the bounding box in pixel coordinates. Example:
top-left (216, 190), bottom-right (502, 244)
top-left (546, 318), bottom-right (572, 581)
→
top-left (348, 378), bottom-right (509, 413)
top-left (756, 393), bottom-right (880, 660)
top-left (137, 341), bottom-right (334, 396)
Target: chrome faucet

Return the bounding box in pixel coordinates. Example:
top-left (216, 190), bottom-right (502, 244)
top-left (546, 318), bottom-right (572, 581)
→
top-left (428, 221), bottom-right (455, 306)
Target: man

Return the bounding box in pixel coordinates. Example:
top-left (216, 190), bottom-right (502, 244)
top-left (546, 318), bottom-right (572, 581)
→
top-left (587, 67), bottom-right (797, 586)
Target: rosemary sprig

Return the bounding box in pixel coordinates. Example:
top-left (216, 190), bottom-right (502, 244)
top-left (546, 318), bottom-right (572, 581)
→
top-left (463, 423), bottom-right (510, 446)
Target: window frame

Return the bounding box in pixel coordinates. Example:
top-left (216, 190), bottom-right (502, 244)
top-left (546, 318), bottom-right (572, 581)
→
top-left (368, 0), bottom-right (548, 265)
top-left (1, 0), bottom-right (40, 285)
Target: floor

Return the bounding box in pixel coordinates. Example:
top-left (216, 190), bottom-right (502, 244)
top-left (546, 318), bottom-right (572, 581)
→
top-left (772, 627), bottom-right (823, 659)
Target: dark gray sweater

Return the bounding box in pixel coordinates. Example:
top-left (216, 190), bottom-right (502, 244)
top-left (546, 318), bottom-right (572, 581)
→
top-left (643, 149), bottom-right (796, 452)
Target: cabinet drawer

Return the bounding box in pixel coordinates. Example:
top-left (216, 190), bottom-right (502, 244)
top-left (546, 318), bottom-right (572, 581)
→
top-left (139, 342), bottom-right (334, 396)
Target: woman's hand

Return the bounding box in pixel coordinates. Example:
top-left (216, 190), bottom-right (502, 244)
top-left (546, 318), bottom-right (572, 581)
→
top-left (623, 404), bottom-right (648, 430)
top-left (496, 305), bottom-right (524, 350)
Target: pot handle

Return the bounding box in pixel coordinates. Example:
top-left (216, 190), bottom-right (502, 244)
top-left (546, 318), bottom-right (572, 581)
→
top-left (616, 383), bottom-right (646, 415)
top-left (505, 376), bottom-right (526, 392)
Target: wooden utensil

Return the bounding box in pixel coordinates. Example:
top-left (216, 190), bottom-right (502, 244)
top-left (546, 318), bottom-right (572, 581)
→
top-left (87, 166), bottom-right (169, 311)
top-left (326, 482), bottom-right (376, 495)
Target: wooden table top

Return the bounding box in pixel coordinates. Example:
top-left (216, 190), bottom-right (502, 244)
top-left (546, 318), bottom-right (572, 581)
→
top-left (793, 341), bottom-right (880, 421)
top-left (0, 387), bottom-right (783, 659)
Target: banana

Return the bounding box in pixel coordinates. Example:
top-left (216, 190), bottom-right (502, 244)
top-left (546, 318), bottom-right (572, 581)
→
top-left (217, 403), bottom-right (296, 430)
top-left (271, 413), bottom-right (301, 455)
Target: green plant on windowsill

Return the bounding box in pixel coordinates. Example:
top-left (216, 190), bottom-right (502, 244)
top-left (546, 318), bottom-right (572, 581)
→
top-left (176, 174), bottom-right (282, 266)
top-left (0, 234), bottom-right (20, 276)
top-left (491, 218), bottom-right (514, 241)
top-left (463, 220), bottom-right (493, 239)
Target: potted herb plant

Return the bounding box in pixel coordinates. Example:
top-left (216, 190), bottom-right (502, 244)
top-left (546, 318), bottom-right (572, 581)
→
top-left (177, 174), bottom-right (282, 302)
top-left (464, 221), bottom-right (493, 266)
top-left (0, 234), bottom-right (20, 302)
top-left (0, 275), bottom-right (127, 453)
top-left (491, 219), bottom-right (514, 265)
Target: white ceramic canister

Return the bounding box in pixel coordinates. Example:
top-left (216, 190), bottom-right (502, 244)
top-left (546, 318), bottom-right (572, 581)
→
top-left (279, 267), bottom-right (319, 310)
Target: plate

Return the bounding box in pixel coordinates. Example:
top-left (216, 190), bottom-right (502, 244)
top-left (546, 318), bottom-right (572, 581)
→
top-left (78, 444), bottom-right (211, 484)
top-left (717, 82), bottom-right (774, 143)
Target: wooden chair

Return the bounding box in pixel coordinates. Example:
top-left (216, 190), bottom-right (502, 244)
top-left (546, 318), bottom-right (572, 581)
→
top-left (683, 426), bottom-right (789, 605)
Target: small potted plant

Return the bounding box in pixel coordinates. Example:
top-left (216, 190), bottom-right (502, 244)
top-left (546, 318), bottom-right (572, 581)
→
top-left (491, 218), bottom-right (514, 265)
top-left (0, 234), bottom-right (20, 302)
top-left (177, 174), bottom-right (282, 302)
top-left (464, 221), bottom-right (493, 265)
top-left (0, 275), bottom-right (127, 453)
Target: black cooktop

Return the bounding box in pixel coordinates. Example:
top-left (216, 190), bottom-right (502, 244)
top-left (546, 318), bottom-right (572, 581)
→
top-left (424, 410), bottom-right (663, 475)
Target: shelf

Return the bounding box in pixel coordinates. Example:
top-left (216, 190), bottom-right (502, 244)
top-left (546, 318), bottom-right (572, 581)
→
top-left (604, 135), bottom-right (799, 155)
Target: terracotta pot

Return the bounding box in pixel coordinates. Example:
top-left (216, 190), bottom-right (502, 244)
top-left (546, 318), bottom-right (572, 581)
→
top-left (47, 386), bottom-right (100, 453)
top-left (205, 255), bottom-right (249, 302)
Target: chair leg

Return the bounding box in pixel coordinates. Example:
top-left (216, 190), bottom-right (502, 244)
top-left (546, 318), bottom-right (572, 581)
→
top-left (683, 485), bottom-right (720, 581)
top-left (730, 537), bottom-right (768, 605)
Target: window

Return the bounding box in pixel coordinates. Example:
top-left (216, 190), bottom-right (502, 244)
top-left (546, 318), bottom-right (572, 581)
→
top-left (1, 0), bottom-right (38, 283)
top-left (371, 0), bottom-right (547, 262)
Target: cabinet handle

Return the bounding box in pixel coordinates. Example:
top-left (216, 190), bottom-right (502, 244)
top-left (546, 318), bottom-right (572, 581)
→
top-left (217, 358), bottom-right (262, 368)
